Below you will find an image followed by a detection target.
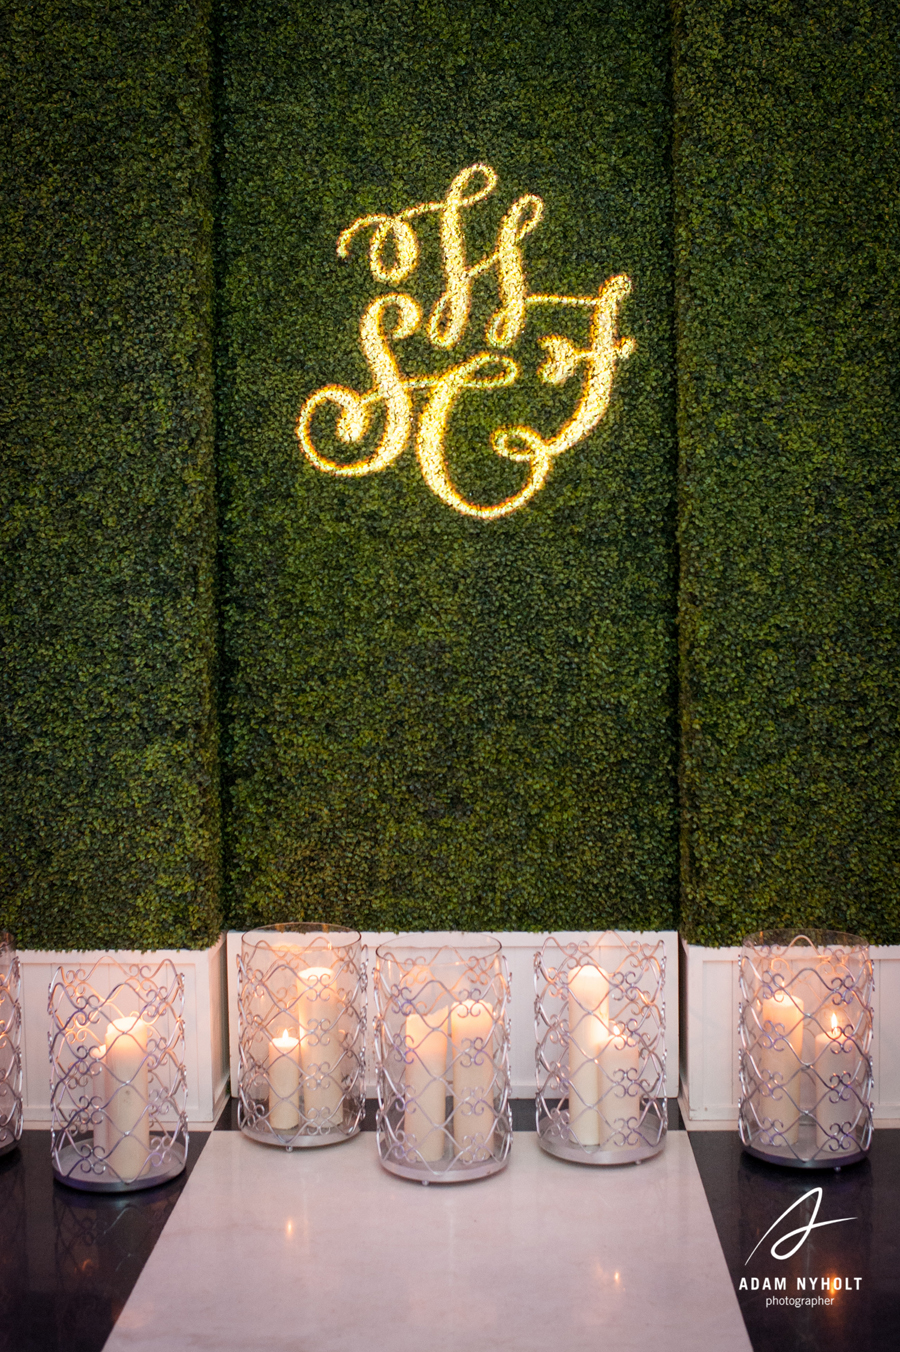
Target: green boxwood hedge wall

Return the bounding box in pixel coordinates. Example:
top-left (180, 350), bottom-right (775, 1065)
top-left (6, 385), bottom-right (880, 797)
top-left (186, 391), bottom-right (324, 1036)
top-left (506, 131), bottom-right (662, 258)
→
top-left (0, 0), bottom-right (222, 949)
top-left (6, 2), bottom-right (892, 952)
top-left (215, 0), bottom-right (679, 932)
top-left (674, 0), bottom-right (900, 945)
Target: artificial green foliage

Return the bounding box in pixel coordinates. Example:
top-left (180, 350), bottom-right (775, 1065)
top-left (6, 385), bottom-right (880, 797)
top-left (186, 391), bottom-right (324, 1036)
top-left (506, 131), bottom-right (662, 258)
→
top-left (0, 1), bottom-right (222, 949)
top-left (3, 0), bottom-right (893, 953)
top-left (674, 0), bottom-right (900, 944)
top-left (216, 0), bottom-right (679, 932)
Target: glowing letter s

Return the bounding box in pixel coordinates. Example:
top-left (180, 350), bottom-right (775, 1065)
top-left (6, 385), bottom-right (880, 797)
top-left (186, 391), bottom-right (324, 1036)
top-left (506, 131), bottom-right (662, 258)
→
top-left (296, 293), bottom-right (421, 477)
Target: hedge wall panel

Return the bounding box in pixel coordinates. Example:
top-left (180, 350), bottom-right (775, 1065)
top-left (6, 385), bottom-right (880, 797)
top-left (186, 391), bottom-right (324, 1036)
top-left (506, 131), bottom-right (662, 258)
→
top-left (675, 0), bottom-right (900, 944)
top-left (216, 0), bottom-right (678, 931)
top-left (0, 0), bottom-right (221, 949)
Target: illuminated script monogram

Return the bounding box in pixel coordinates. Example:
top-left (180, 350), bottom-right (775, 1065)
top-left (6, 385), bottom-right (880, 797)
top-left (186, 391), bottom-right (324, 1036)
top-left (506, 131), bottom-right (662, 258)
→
top-left (296, 164), bottom-right (635, 520)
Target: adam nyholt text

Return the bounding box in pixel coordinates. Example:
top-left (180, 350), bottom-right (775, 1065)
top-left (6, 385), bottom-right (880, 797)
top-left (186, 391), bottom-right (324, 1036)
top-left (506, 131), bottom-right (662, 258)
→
top-left (738, 1276), bottom-right (862, 1292)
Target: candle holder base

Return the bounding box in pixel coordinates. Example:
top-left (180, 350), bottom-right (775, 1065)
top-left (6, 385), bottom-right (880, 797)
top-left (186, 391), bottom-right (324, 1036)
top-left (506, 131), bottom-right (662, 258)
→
top-left (239, 1120), bottom-right (361, 1150)
top-left (52, 1141), bottom-right (186, 1193)
top-left (741, 1142), bottom-right (868, 1171)
top-left (378, 1153), bottom-right (507, 1184)
top-left (0, 1136), bottom-right (19, 1158)
top-left (537, 1116), bottom-right (665, 1167)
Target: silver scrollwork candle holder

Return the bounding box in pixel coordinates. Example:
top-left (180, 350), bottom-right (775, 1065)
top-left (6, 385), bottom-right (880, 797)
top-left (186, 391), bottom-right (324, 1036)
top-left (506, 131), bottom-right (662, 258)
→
top-left (535, 933), bottom-right (667, 1164)
top-left (237, 924), bottom-right (365, 1148)
top-left (0, 932), bottom-right (23, 1156)
top-left (375, 937), bottom-right (512, 1182)
top-left (50, 957), bottom-right (188, 1192)
top-left (739, 929), bottom-right (874, 1168)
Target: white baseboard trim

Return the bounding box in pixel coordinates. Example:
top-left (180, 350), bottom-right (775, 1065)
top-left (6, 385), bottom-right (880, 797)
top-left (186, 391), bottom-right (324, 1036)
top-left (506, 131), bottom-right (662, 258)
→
top-left (18, 936), bottom-right (229, 1127)
top-left (679, 936), bottom-right (900, 1127)
top-left (225, 929), bottom-right (680, 1102)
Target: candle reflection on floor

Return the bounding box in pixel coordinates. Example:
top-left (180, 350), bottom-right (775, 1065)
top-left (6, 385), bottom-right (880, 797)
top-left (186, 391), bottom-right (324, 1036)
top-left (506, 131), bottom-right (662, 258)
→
top-left (0, 1131), bottom-right (208, 1352)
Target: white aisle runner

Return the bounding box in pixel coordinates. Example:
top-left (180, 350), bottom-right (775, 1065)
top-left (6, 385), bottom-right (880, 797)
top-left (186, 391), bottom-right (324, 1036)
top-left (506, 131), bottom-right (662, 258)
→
top-left (104, 1131), bottom-right (750, 1352)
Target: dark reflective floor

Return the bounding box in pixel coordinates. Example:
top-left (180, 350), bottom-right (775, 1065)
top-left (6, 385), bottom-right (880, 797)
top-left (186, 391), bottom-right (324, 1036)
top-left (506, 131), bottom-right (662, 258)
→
top-left (690, 1130), bottom-right (900, 1352)
top-left (0, 1131), bottom-right (209, 1352)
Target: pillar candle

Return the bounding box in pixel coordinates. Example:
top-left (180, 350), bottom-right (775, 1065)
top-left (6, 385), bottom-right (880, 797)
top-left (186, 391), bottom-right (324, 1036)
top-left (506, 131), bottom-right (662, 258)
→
top-left (567, 965), bottom-right (611, 1147)
top-left (298, 966), bottom-right (343, 1127)
top-left (403, 1010), bottom-right (449, 1163)
top-left (815, 1011), bottom-right (858, 1151)
top-left (450, 1000), bottom-right (495, 1157)
top-left (269, 1029), bottom-right (301, 1132)
top-left (104, 1016), bottom-right (151, 1182)
top-left (757, 990), bottom-right (805, 1146)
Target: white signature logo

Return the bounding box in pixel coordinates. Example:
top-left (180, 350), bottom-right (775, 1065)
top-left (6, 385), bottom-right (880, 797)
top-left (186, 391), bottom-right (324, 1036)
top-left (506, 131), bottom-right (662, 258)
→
top-left (746, 1187), bottom-right (855, 1263)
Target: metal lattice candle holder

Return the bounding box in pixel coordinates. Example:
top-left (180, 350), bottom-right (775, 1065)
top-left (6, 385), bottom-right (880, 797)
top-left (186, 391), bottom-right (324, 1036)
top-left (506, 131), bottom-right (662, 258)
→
top-left (0, 933), bottom-right (22, 1156)
top-left (739, 929), bottom-right (873, 1168)
top-left (237, 924), bottom-right (365, 1148)
top-left (49, 957), bottom-right (188, 1192)
top-left (535, 933), bottom-right (667, 1165)
top-left (374, 937), bottom-right (512, 1183)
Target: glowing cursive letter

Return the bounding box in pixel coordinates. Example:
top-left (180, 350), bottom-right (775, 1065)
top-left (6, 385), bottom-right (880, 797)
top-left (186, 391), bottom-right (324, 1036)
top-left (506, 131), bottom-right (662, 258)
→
top-left (415, 352), bottom-right (553, 520)
top-left (297, 294), bottom-right (421, 477)
top-left (491, 275), bottom-right (636, 465)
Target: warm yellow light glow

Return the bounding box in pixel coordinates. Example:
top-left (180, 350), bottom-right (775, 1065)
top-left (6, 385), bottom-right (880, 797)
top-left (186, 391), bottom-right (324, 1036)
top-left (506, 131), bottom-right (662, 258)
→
top-left (416, 353), bottom-right (548, 520)
top-left (336, 163), bottom-right (496, 288)
top-left (426, 168), bottom-right (542, 350)
top-left (297, 294), bottom-right (422, 477)
top-left (338, 213), bottom-right (422, 284)
top-left (491, 276), bottom-right (635, 466)
top-left (297, 164), bottom-right (635, 518)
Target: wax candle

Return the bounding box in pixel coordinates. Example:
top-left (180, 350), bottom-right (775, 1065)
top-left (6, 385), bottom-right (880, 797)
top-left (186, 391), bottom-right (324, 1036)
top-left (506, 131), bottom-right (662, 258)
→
top-left (104, 1016), bottom-right (151, 1182)
top-left (567, 965), bottom-right (611, 1147)
top-left (758, 990), bottom-right (805, 1146)
top-left (269, 1029), bottom-right (301, 1132)
top-left (815, 1011), bottom-right (858, 1151)
top-left (450, 999), bottom-right (495, 1157)
top-left (298, 966), bottom-right (343, 1127)
top-left (403, 1010), bottom-right (449, 1163)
